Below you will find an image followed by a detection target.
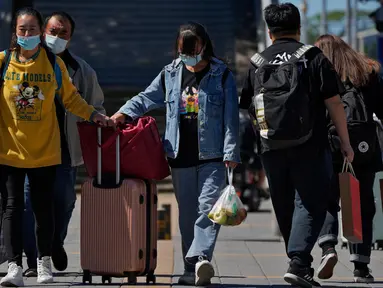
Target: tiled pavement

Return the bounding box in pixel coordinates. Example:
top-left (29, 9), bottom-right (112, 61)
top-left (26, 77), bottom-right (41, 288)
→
top-left (2, 193), bottom-right (383, 287)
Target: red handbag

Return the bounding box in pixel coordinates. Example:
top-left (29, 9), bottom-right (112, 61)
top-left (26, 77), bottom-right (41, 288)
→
top-left (77, 116), bottom-right (170, 181)
top-left (339, 159), bottom-right (363, 243)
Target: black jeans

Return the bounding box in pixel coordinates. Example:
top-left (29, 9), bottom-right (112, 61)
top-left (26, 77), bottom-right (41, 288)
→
top-left (319, 165), bottom-right (376, 264)
top-left (0, 165), bottom-right (56, 266)
top-left (260, 142), bottom-right (333, 267)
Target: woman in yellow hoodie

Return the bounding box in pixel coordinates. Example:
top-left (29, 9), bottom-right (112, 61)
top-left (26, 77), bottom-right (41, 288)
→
top-left (0, 7), bottom-right (112, 287)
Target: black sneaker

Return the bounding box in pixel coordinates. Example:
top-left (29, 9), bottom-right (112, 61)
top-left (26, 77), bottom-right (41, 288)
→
top-left (317, 248), bottom-right (338, 280)
top-left (52, 245), bottom-right (68, 271)
top-left (178, 271), bottom-right (195, 286)
top-left (284, 266), bottom-right (321, 287)
top-left (354, 267), bottom-right (374, 283)
top-left (24, 268), bottom-right (37, 277)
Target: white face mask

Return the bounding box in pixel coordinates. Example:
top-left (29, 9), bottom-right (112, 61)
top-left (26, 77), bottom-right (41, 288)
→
top-left (45, 34), bottom-right (68, 54)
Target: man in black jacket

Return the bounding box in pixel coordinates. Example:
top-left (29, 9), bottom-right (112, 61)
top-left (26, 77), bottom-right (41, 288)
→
top-left (240, 3), bottom-right (353, 287)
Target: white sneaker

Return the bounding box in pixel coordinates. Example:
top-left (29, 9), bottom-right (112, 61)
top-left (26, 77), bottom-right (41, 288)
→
top-left (0, 262), bottom-right (24, 287)
top-left (195, 257), bottom-right (214, 286)
top-left (37, 257), bottom-right (54, 284)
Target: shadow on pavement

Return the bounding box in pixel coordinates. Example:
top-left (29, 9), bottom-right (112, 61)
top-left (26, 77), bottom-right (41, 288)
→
top-left (71, 283), bottom-right (122, 286)
top-left (208, 285), bottom-right (373, 288)
top-left (326, 280), bottom-right (383, 285)
top-left (220, 238), bottom-right (282, 242)
top-left (26, 285), bottom-right (72, 288)
top-left (172, 275), bottom-right (247, 279)
top-left (209, 285), bottom-right (290, 287)
top-left (53, 272), bottom-right (81, 277)
top-left (252, 209), bottom-right (272, 214)
top-left (217, 276), bottom-right (246, 279)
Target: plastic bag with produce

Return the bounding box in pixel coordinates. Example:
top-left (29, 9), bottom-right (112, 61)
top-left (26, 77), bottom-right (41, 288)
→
top-left (208, 168), bottom-right (247, 226)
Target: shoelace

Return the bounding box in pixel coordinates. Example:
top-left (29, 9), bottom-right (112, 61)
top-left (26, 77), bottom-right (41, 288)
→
top-left (38, 258), bottom-right (51, 275)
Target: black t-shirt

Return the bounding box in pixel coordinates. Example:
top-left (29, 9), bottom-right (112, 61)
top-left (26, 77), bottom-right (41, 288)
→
top-left (240, 38), bottom-right (346, 152)
top-left (168, 64), bottom-right (223, 168)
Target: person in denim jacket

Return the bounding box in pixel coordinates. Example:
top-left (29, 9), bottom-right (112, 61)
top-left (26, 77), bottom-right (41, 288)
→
top-left (111, 22), bottom-right (240, 286)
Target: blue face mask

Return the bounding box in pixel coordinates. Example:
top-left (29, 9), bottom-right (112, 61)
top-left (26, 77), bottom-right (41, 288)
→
top-left (17, 35), bottom-right (41, 51)
top-left (180, 53), bottom-right (202, 67)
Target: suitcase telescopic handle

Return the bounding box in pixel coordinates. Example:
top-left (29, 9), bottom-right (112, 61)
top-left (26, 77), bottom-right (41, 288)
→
top-left (97, 126), bottom-right (120, 185)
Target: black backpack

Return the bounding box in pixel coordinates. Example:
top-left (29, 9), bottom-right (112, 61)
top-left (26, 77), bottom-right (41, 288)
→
top-left (328, 83), bottom-right (377, 165)
top-left (250, 45), bottom-right (314, 150)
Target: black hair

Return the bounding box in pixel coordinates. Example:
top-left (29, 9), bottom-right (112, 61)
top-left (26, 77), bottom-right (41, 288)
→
top-left (174, 21), bottom-right (216, 60)
top-left (264, 3), bottom-right (301, 37)
top-left (10, 7), bottom-right (44, 51)
top-left (45, 11), bottom-right (76, 36)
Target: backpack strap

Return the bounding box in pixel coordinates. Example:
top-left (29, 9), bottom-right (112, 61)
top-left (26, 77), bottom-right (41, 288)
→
top-left (289, 45), bottom-right (314, 63)
top-left (43, 46), bottom-right (62, 91)
top-left (0, 50), bottom-right (11, 87)
top-left (250, 53), bottom-right (267, 68)
top-left (53, 61), bottom-right (62, 92)
top-left (345, 84), bottom-right (370, 121)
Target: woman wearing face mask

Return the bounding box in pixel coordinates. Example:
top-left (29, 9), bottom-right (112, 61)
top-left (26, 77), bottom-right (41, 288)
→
top-left (0, 7), bottom-right (111, 287)
top-left (111, 22), bottom-right (240, 286)
top-left (21, 11), bottom-right (106, 277)
top-left (315, 34), bottom-right (383, 284)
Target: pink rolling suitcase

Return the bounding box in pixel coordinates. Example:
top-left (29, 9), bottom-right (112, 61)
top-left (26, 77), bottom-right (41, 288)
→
top-left (80, 127), bottom-right (158, 285)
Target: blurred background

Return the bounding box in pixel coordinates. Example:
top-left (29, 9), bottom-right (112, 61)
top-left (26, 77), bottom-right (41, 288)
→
top-left (0, 0), bottom-right (382, 191)
top-left (1, 0), bottom-right (382, 91)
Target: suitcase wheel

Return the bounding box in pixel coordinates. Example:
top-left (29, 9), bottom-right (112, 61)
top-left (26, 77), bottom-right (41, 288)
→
top-left (102, 276), bottom-right (112, 284)
top-left (82, 270), bottom-right (92, 284)
top-left (127, 273), bottom-right (137, 285)
top-left (146, 271), bottom-right (156, 284)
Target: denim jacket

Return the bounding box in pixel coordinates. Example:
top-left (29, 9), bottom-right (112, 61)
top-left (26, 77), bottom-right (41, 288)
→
top-left (118, 57), bottom-right (241, 163)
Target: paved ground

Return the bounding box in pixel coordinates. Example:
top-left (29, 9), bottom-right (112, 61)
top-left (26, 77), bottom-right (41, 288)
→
top-left (3, 193), bottom-right (383, 287)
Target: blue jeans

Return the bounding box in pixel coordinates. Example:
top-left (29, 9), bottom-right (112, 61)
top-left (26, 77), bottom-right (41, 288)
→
top-left (171, 162), bottom-right (226, 272)
top-left (260, 141), bottom-right (333, 267)
top-left (23, 163), bottom-right (77, 268)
